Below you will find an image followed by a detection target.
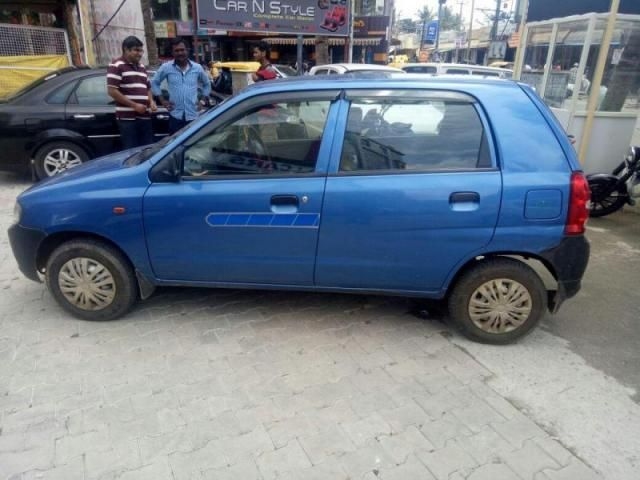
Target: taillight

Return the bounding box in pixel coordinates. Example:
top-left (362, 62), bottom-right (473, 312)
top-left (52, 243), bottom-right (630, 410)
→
top-left (565, 172), bottom-right (590, 235)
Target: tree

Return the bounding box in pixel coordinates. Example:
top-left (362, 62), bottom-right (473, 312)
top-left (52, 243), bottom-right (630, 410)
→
top-left (416, 6), bottom-right (435, 23)
top-left (140, 0), bottom-right (158, 66)
top-left (440, 6), bottom-right (463, 31)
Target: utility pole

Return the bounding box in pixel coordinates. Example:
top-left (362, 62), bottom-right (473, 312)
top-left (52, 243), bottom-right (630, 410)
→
top-left (491, 0), bottom-right (501, 41)
top-left (466, 0), bottom-right (475, 63)
top-left (456, 0), bottom-right (464, 63)
top-left (435, 0), bottom-right (446, 58)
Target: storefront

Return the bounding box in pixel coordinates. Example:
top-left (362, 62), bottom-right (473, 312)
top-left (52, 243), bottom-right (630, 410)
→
top-left (515, 7), bottom-right (640, 172)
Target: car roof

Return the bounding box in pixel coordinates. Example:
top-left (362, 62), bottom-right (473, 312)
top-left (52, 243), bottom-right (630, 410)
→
top-left (311, 63), bottom-right (404, 73)
top-left (242, 73), bottom-right (515, 96)
top-left (401, 63), bottom-right (513, 73)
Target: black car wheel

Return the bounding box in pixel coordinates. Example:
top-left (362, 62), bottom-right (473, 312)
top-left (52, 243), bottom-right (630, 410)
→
top-left (45, 239), bottom-right (138, 321)
top-left (448, 259), bottom-right (547, 345)
top-left (34, 141), bottom-right (89, 179)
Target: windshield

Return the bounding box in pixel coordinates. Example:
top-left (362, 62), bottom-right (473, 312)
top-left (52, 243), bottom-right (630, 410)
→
top-left (123, 97), bottom-right (229, 166)
top-left (274, 65), bottom-right (297, 77)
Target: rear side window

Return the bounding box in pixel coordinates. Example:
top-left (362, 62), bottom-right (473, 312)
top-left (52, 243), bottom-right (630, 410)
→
top-left (472, 70), bottom-right (500, 77)
top-left (403, 66), bottom-right (437, 74)
top-left (70, 76), bottom-right (112, 105)
top-left (339, 97), bottom-right (491, 172)
top-left (46, 80), bottom-right (77, 104)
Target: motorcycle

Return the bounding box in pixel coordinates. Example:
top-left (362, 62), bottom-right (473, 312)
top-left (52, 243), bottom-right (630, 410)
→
top-left (587, 146), bottom-right (640, 217)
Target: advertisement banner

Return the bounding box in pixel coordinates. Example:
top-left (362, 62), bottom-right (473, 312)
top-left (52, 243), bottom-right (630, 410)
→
top-left (176, 21), bottom-right (195, 36)
top-left (353, 15), bottom-right (389, 36)
top-left (197, 0), bottom-right (350, 36)
top-left (423, 20), bottom-right (438, 44)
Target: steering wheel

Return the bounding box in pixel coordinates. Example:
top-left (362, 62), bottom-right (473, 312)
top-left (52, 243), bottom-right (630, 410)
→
top-left (242, 126), bottom-right (272, 169)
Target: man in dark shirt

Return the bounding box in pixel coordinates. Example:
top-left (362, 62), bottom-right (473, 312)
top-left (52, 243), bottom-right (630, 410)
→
top-left (107, 36), bottom-right (157, 150)
top-left (251, 41), bottom-right (279, 82)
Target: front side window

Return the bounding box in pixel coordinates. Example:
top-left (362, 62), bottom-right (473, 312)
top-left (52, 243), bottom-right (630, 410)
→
top-left (339, 96), bottom-right (490, 172)
top-left (183, 99), bottom-right (331, 177)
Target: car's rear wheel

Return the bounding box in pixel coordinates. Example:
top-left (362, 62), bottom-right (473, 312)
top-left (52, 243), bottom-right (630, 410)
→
top-left (45, 239), bottom-right (138, 321)
top-left (448, 258), bottom-right (547, 344)
top-left (34, 141), bottom-right (89, 179)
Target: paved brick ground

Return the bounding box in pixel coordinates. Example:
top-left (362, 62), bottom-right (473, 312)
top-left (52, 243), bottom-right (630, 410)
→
top-left (0, 175), bottom-right (601, 480)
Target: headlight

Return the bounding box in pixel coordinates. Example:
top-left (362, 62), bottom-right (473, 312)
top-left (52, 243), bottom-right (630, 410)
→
top-left (12, 202), bottom-right (22, 225)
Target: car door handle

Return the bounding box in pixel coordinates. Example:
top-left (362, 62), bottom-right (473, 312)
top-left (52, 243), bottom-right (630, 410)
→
top-left (73, 114), bottom-right (95, 120)
top-left (449, 192), bottom-right (480, 211)
top-left (450, 192), bottom-right (480, 203)
top-left (156, 114), bottom-right (170, 120)
top-left (271, 195), bottom-right (299, 214)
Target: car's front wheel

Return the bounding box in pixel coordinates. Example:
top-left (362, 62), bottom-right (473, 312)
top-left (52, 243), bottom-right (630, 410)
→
top-left (34, 141), bottom-right (89, 179)
top-left (45, 239), bottom-right (138, 321)
top-left (448, 258), bottom-right (547, 344)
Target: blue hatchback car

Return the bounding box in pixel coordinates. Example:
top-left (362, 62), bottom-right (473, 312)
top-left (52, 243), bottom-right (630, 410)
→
top-left (8, 75), bottom-right (590, 344)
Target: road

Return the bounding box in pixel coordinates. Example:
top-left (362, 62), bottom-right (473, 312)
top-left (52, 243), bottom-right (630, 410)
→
top-left (1, 172), bottom-right (638, 479)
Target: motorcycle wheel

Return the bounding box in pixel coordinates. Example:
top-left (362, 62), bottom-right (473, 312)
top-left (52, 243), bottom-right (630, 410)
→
top-left (589, 178), bottom-right (628, 217)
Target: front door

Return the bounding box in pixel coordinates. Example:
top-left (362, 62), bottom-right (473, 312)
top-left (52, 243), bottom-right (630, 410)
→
top-left (315, 91), bottom-right (502, 293)
top-left (143, 92), bottom-right (339, 285)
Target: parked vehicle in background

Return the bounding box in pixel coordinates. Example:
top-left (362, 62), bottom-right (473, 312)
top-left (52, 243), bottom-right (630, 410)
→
top-left (399, 62), bottom-right (513, 79)
top-left (8, 75), bottom-right (590, 344)
top-left (0, 67), bottom-right (170, 180)
top-left (588, 146), bottom-right (640, 217)
top-left (308, 63), bottom-right (404, 76)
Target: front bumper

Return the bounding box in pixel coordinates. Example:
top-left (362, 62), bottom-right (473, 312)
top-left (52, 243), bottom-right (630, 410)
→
top-left (540, 235), bottom-right (590, 312)
top-left (8, 224), bottom-right (46, 282)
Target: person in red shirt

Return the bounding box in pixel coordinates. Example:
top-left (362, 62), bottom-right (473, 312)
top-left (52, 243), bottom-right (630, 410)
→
top-left (251, 41), bottom-right (279, 82)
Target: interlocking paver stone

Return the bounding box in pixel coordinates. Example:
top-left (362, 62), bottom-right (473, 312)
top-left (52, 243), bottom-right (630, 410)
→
top-left (0, 175), bottom-right (603, 480)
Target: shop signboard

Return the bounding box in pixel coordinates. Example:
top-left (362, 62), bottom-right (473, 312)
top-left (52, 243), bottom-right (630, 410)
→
top-left (176, 21), bottom-right (194, 36)
top-left (154, 21), bottom-right (176, 38)
top-left (353, 16), bottom-right (389, 37)
top-left (197, 0), bottom-right (350, 36)
top-left (423, 20), bottom-right (438, 44)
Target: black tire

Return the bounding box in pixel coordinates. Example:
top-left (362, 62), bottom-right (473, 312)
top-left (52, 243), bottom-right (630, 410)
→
top-left (589, 178), bottom-right (627, 217)
top-left (45, 239), bottom-right (138, 321)
top-left (34, 141), bottom-right (89, 180)
top-left (448, 259), bottom-right (547, 345)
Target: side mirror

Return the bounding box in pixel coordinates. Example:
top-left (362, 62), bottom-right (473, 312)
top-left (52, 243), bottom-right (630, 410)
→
top-left (150, 147), bottom-right (183, 183)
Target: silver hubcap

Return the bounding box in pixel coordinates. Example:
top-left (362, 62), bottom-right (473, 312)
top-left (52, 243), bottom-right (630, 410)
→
top-left (58, 258), bottom-right (116, 311)
top-left (43, 148), bottom-right (83, 176)
top-left (468, 278), bottom-right (532, 334)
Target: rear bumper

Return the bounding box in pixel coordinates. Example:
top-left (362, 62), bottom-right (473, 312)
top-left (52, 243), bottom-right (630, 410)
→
top-left (8, 224), bottom-right (46, 282)
top-left (540, 235), bottom-right (590, 312)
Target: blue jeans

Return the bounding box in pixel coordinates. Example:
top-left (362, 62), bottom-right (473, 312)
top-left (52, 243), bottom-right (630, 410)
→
top-left (169, 114), bottom-right (190, 135)
top-left (118, 119), bottom-right (154, 150)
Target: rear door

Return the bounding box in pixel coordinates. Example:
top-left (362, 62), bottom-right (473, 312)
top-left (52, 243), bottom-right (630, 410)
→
top-left (315, 90), bottom-right (502, 293)
top-left (65, 74), bottom-right (121, 157)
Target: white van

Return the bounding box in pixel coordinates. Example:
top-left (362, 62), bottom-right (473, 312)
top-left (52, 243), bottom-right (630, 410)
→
top-left (399, 62), bottom-right (513, 79)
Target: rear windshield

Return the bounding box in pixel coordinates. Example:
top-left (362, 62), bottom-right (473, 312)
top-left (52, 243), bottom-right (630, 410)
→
top-left (0, 67), bottom-right (78, 102)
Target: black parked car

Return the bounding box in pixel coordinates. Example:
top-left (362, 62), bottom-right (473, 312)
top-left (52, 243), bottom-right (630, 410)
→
top-left (0, 66), bottom-right (170, 179)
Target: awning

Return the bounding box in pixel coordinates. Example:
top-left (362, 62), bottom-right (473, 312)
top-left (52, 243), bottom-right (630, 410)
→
top-left (263, 37), bottom-right (382, 46)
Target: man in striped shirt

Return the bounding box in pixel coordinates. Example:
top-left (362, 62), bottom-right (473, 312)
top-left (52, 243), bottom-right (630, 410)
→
top-left (151, 38), bottom-right (211, 134)
top-left (107, 36), bottom-right (157, 150)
